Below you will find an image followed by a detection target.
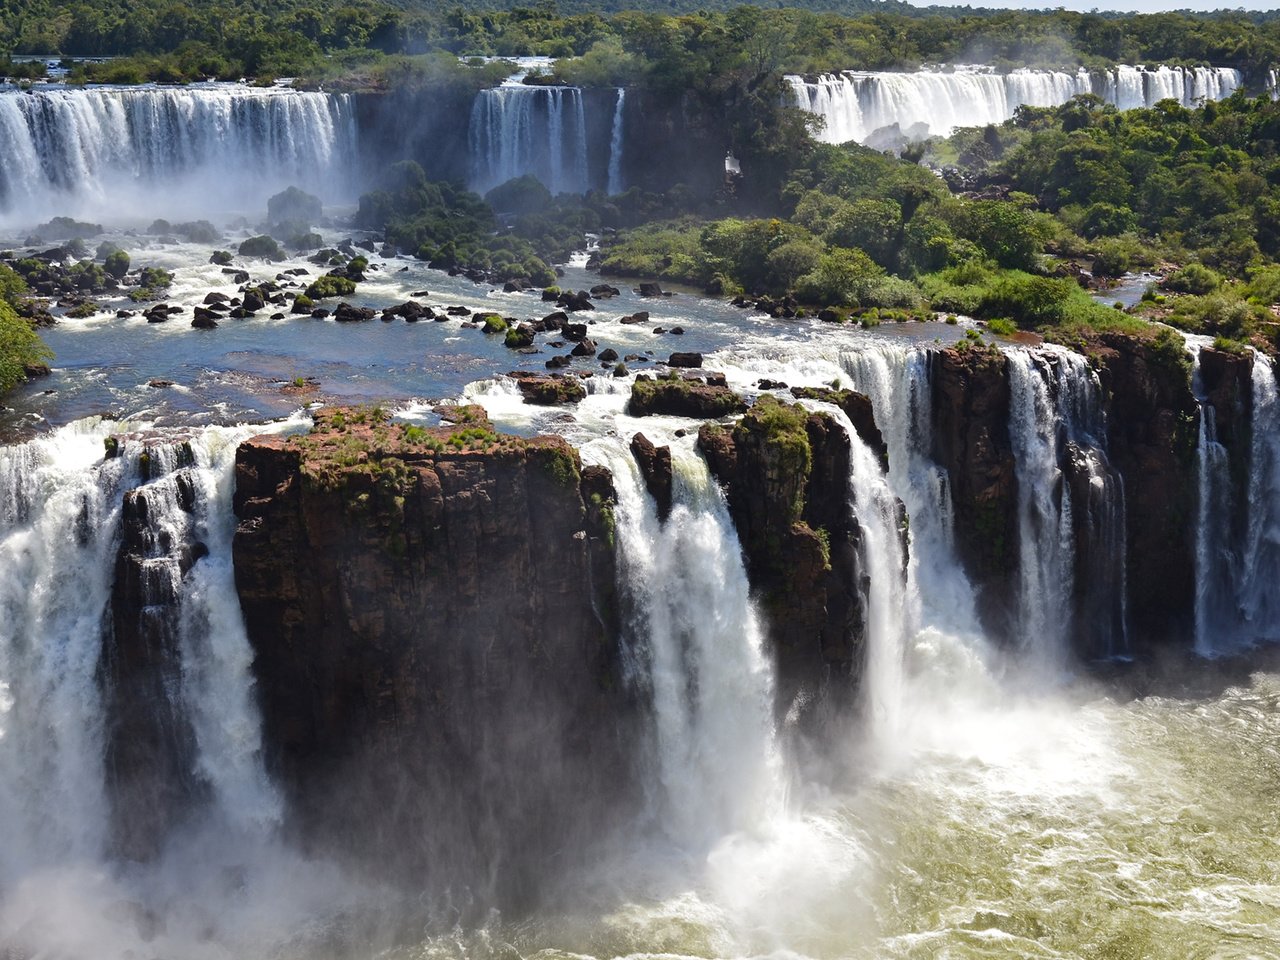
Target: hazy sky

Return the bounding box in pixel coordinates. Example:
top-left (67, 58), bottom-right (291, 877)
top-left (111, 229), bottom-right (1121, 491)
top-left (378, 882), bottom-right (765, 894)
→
top-left (911, 0), bottom-right (1275, 10)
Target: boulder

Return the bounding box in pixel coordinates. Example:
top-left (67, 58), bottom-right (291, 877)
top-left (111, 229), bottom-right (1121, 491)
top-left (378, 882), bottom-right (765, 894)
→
top-left (668, 352), bottom-right (703, 369)
top-left (512, 372), bottom-right (586, 404)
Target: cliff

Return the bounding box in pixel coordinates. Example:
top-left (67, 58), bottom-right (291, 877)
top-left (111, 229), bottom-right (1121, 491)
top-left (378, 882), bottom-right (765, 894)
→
top-left (231, 406), bottom-right (628, 904)
top-left (928, 345), bottom-right (1019, 641)
top-left (698, 396), bottom-right (870, 727)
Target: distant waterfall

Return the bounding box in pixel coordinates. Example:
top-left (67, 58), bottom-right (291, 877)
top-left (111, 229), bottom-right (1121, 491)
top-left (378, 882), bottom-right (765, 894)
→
top-left (0, 85), bottom-right (356, 225)
top-left (786, 65), bottom-right (1242, 144)
top-left (607, 88), bottom-right (626, 195)
top-left (584, 434), bottom-right (783, 846)
top-left (468, 86), bottom-right (592, 196)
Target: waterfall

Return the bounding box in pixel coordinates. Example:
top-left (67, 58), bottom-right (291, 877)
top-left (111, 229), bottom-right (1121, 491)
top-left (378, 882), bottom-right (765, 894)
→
top-left (0, 416), bottom-right (296, 884)
top-left (1007, 349), bottom-right (1076, 668)
top-left (0, 419), bottom-right (131, 878)
top-left (0, 85), bottom-right (356, 225)
top-left (607, 88), bottom-right (626, 195)
top-left (583, 433), bottom-right (784, 846)
top-left (1191, 342), bottom-right (1280, 656)
top-left (1238, 354), bottom-right (1280, 641)
top-left (796, 398), bottom-right (912, 740)
top-left (786, 65), bottom-right (1241, 144)
top-left (840, 343), bottom-right (982, 636)
top-left (468, 86), bottom-right (592, 197)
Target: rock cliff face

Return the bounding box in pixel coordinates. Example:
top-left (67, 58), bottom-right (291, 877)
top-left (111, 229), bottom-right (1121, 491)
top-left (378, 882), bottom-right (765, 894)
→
top-left (1088, 332), bottom-right (1200, 649)
top-left (928, 346), bottom-right (1019, 641)
top-left (698, 396), bottom-right (868, 726)
top-left (231, 407), bottom-right (628, 905)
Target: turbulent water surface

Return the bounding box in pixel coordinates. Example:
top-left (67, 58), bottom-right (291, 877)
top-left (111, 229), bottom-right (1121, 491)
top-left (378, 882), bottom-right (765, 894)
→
top-left (2, 214), bottom-right (1280, 960)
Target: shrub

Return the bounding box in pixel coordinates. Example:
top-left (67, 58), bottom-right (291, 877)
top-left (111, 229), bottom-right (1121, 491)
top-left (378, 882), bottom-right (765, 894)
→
top-left (238, 235), bottom-right (285, 260)
top-left (1162, 263), bottom-right (1221, 295)
top-left (104, 250), bottom-right (130, 280)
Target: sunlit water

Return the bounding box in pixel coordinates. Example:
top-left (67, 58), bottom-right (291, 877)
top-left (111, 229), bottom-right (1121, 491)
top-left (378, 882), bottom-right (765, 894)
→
top-left (1, 217), bottom-right (1278, 960)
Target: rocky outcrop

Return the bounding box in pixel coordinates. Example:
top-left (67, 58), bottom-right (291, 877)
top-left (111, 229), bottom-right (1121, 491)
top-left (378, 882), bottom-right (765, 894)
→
top-left (698, 397), bottom-right (867, 727)
top-left (1088, 331), bottom-right (1199, 649)
top-left (630, 432), bottom-right (673, 522)
top-left (232, 407), bottom-right (629, 905)
top-left (628, 374), bottom-right (746, 418)
top-left (790, 386), bottom-right (888, 470)
top-left (928, 346), bottom-right (1018, 640)
top-left (103, 441), bottom-right (205, 861)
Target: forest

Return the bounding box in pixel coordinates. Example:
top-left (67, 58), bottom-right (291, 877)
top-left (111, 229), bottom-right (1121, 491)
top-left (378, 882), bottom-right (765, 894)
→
top-left (3, 2), bottom-right (1280, 84)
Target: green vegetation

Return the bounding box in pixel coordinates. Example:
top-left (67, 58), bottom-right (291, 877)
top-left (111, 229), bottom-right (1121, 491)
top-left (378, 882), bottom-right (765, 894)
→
top-left (304, 275), bottom-right (357, 299)
top-left (0, 267), bottom-right (52, 394)
top-left (238, 235), bottom-right (286, 261)
top-left (8, 0), bottom-right (1280, 91)
top-left (103, 250), bottom-right (130, 280)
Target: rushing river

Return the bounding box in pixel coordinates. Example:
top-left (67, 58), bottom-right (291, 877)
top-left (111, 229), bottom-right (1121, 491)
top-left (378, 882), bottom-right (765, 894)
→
top-left (2, 220), bottom-right (1279, 960)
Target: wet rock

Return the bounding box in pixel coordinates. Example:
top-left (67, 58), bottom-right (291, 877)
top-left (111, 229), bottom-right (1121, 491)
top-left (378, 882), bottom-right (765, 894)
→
top-left (512, 372), bottom-right (586, 404)
top-left (636, 282), bottom-right (666, 297)
top-left (668, 352), bottom-right (703, 369)
top-left (630, 432), bottom-right (673, 521)
top-left (627, 374), bottom-right (746, 419)
top-left (334, 303), bottom-right (377, 322)
top-left (598, 348), bottom-right (619, 363)
top-left (570, 339), bottom-right (597, 357)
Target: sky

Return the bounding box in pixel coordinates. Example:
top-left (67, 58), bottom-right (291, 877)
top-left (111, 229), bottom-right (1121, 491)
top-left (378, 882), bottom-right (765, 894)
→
top-left (910, 0), bottom-right (1276, 10)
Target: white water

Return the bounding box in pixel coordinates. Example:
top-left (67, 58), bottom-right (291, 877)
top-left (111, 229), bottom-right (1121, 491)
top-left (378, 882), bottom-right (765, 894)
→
top-left (1191, 341), bottom-right (1280, 656)
top-left (839, 342), bottom-right (984, 638)
top-left (468, 86), bottom-right (592, 196)
top-left (786, 64), bottom-right (1241, 144)
top-left (607, 88), bottom-right (626, 196)
top-left (0, 85), bottom-right (356, 226)
top-left (583, 432), bottom-right (785, 847)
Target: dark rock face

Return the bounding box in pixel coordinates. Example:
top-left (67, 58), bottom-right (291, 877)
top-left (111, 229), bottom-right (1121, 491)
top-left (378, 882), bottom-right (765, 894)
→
top-left (1089, 333), bottom-right (1200, 649)
top-left (231, 408), bottom-right (629, 905)
top-left (698, 397), bottom-right (868, 728)
top-left (630, 432), bottom-right (673, 522)
top-left (928, 346), bottom-right (1018, 641)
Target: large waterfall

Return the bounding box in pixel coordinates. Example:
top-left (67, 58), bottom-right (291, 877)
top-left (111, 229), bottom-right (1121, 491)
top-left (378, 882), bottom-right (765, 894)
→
top-left (584, 433), bottom-right (784, 846)
top-left (786, 65), bottom-right (1242, 144)
top-left (0, 84), bottom-right (356, 225)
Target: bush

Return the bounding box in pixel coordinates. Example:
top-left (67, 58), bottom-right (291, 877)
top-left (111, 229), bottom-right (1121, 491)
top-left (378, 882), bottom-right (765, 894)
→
top-left (104, 250), bottom-right (130, 280)
top-left (1162, 263), bottom-right (1221, 295)
top-left (238, 235), bottom-right (285, 260)
top-left (0, 300), bottom-right (52, 394)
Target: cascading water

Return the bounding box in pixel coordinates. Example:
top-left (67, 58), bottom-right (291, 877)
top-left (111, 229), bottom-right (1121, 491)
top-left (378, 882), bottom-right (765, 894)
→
top-left (1191, 341), bottom-right (1280, 656)
top-left (1189, 336), bottom-right (1236, 657)
top-left (607, 88), bottom-right (626, 196)
top-left (786, 65), bottom-right (1241, 143)
top-left (1005, 347), bottom-right (1128, 666)
top-left (0, 85), bottom-right (356, 225)
top-left (0, 419), bottom-right (132, 879)
top-left (468, 86), bottom-right (592, 197)
top-left (1007, 348), bottom-right (1077, 668)
top-left (797, 399), bottom-right (911, 741)
top-left (582, 432), bottom-right (784, 847)
top-left (839, 342), bottom-right (982, 637)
